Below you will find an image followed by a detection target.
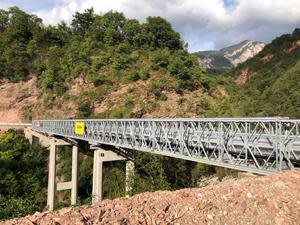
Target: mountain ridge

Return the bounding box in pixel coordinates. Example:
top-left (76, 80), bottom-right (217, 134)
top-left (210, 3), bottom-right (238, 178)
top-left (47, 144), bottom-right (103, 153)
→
top-left (194, 40), bottom-right (265, 71)
top-left (205, 28), bottom-right (300, 119)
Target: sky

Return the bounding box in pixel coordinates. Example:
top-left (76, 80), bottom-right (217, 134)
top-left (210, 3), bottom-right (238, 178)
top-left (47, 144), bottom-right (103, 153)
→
top-left (1, 0), bottom-right (300, 52)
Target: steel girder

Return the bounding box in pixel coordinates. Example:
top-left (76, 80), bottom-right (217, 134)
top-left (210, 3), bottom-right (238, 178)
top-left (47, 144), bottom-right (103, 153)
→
top-left (32, 118), bottom-right (300, 175)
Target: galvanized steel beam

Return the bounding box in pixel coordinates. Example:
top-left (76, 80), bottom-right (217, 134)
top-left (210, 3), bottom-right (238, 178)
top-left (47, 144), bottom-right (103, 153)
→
top-left (32, 118), bottom-right (300, 175)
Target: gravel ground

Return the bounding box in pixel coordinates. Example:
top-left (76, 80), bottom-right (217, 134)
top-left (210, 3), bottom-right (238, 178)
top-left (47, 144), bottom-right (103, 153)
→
top-left (2, 170), bottom-right (300, 225)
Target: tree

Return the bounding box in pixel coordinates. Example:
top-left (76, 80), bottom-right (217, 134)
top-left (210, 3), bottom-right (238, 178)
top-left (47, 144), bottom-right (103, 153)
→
top-left (143, 16), bottom-right (183, 49)
top-left (71, 8), bottom-right (95, 36)
top-left (0, 7), bottom-right (43, 81)
top-left (2, 41), bottom-right (30, 81)
top-left (76, 101), bottom-right (93, 118)
top-left (123, 19), bottom-right (141, 45)
top-left (0, 9), bottom-right (9, 33)
top-left (4, 7), bottom-right (34, 42)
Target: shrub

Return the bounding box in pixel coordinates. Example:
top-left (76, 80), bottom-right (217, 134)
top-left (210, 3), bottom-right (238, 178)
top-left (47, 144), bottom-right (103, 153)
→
top-left (139, 67), bottom-right (150, 80)
top-left (76, 101), bottom-right (93, 118)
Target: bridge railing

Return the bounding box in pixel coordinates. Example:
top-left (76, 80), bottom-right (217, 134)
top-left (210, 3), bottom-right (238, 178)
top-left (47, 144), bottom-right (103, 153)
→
top-left (32, 118), bottom-right (300, 175)
top-left (0, 123), bottom-right (31, 129)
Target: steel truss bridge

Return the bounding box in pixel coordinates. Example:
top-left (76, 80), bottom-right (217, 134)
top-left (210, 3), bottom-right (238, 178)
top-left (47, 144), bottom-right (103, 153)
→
top-left (32, 118), bottom-right (300, 175)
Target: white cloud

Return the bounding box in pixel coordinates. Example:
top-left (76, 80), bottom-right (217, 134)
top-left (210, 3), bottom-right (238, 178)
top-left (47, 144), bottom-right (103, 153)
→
top-left (31, 0), bottom-right (300, 51)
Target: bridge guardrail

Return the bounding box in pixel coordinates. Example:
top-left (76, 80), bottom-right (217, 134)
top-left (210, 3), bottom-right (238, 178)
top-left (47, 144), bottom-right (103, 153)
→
top-left (32, 118), bottom-right (300, 175)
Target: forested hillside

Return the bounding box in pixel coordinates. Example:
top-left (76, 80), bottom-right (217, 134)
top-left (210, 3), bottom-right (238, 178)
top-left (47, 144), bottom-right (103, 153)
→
top-left (0, 7), bottom-right (215, 121)
top-left (206, 29), bottom-right (300, 118)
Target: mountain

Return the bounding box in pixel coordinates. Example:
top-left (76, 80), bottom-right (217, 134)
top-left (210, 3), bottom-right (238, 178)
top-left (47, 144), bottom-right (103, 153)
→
top-left (206, 28), bottom-right (300, 118)
top-left (194, 40), bottom-right (265, 72)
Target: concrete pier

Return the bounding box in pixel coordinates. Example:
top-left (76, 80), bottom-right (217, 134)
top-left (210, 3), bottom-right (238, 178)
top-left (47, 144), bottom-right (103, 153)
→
top-left (125, 160), bottom-right (134, 197)
top-left (92, 147), bottom-right (125, 203)
top-left (47, 138), bottom-right (79, 210)
top-left (5, 124), bottom-right (136, 210)
top-left (47, 138), bottom-right (57, 210)
top-left (71, 145), bottom-right (79, 205)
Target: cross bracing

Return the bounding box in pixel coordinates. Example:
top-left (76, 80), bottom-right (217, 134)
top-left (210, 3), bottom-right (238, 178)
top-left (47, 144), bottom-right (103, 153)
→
top-left (32, 118), bottom-right (300, 175)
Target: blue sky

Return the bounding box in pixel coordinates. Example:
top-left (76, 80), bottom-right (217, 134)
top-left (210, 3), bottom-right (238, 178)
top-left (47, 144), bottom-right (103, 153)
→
top-left (1, 0), bottom-right (300, 52)
top-left (1, 0), bottom-right (54, 12)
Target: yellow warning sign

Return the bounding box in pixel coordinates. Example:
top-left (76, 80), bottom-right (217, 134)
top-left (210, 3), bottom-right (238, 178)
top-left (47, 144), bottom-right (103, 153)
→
top-left (75, 122), bottom-right (85, 135)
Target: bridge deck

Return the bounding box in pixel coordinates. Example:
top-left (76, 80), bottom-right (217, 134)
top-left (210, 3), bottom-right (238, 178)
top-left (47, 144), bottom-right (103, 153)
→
top-left (32, 118), bottom-right (300, 175)
top-left (0, 123), bottom-right (32, 129)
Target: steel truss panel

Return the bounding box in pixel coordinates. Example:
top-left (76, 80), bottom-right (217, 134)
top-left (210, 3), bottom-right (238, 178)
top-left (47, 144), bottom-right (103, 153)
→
top-left (32, 118), bottom-right (300, 175)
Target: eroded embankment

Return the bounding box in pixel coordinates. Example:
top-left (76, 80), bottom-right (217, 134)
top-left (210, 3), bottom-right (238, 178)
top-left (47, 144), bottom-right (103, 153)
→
top-left (2, 170), bottom-right (300, 225)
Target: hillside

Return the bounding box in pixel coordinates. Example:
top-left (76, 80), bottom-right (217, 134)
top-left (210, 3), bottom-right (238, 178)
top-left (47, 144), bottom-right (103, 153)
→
top-left (0, 7), bottom-right (219, 122)
top-left (194, 40), bottom-right (265, 72)
top-left (206, 29), bottom-right (300, 118)
top-left (2, 170), bottom-right (300, 225)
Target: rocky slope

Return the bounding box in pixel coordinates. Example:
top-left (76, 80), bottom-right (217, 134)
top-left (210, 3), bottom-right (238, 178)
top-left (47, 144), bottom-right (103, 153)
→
top-left (0, 77), bottom-right (38, 123)
top-left (195, 40), bottom-right (265, 71)
top-left (0, 76), bottom-right (77, 122)
top-left (2, 170), bottom-right (300, 225)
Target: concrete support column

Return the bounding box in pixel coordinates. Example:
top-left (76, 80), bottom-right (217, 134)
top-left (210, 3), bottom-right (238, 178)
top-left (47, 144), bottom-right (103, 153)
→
top-left (92, 147), bottom-right (126, 204)
top-left (24, 127), bottom-right (33, 145)
top-left (47, 138), bottom-right (79, 211)
top-left (92, 149), bottom-right (103, 203)
top-left (71, 144), bottom-right (78, 205)
top-left (125, 160), bottom-right (134, 197)
top-left (47, 138), bottom-right (56, 211)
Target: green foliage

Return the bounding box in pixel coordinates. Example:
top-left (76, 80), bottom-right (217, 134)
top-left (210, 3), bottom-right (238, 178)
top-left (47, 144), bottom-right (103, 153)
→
top-left (0, 7), bottom-right (42, 81)
top-left (139, 67), bottom-right (150, 80)
top-left (0, 196), bottom-right (40, 220)
top-left (0, 130), bottom-right (47, 220)
top-left (151, 48), bottom-right (170, 69)
top-left (168, 50), bottom-right (193, 80)
top-left (128, 152), bottom-right (170, 195)
top-left (71, 8), bottom-right (95, 36)
top-left (209, 28), bottom-right (300, 119)
top-left (76, 101), bottom-right (93, 118)
top-left (0, 130), bottom-right (28, 159)
top-left (0, 7), bottom-right (205, 99)
top-left (103, 162), bottom-right (126, 199)
top-left (191, 163), bottom-right (214, 176)
top-left (215, 167), bottom-right (238, 181)
top-left (142, 17), bottom-right (182, 50)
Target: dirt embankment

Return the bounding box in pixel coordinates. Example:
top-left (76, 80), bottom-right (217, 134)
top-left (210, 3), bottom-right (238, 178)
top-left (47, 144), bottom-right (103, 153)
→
top-left (2, 170), bottom-right (300, 225)
top-left (0, 76), bottom-right (77, 123)
top-left (0, 77), bottom-right (38, 123)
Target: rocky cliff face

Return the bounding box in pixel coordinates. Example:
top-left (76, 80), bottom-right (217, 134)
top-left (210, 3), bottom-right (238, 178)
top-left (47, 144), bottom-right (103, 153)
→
top-left (222, 40), bottom-right (266, 66)
top-left (195, 40), bottom-right (265, 71)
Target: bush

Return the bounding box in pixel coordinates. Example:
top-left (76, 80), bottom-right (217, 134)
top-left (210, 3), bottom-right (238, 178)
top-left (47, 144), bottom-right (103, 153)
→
top-left (151, 49), bottom-right (170, 70)
top-left (76, 101), bottom-right (93, 118)
top-left (127, 71), bottom-right (140, 81)
top-left (139, 67), bottom-right (150, 80)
